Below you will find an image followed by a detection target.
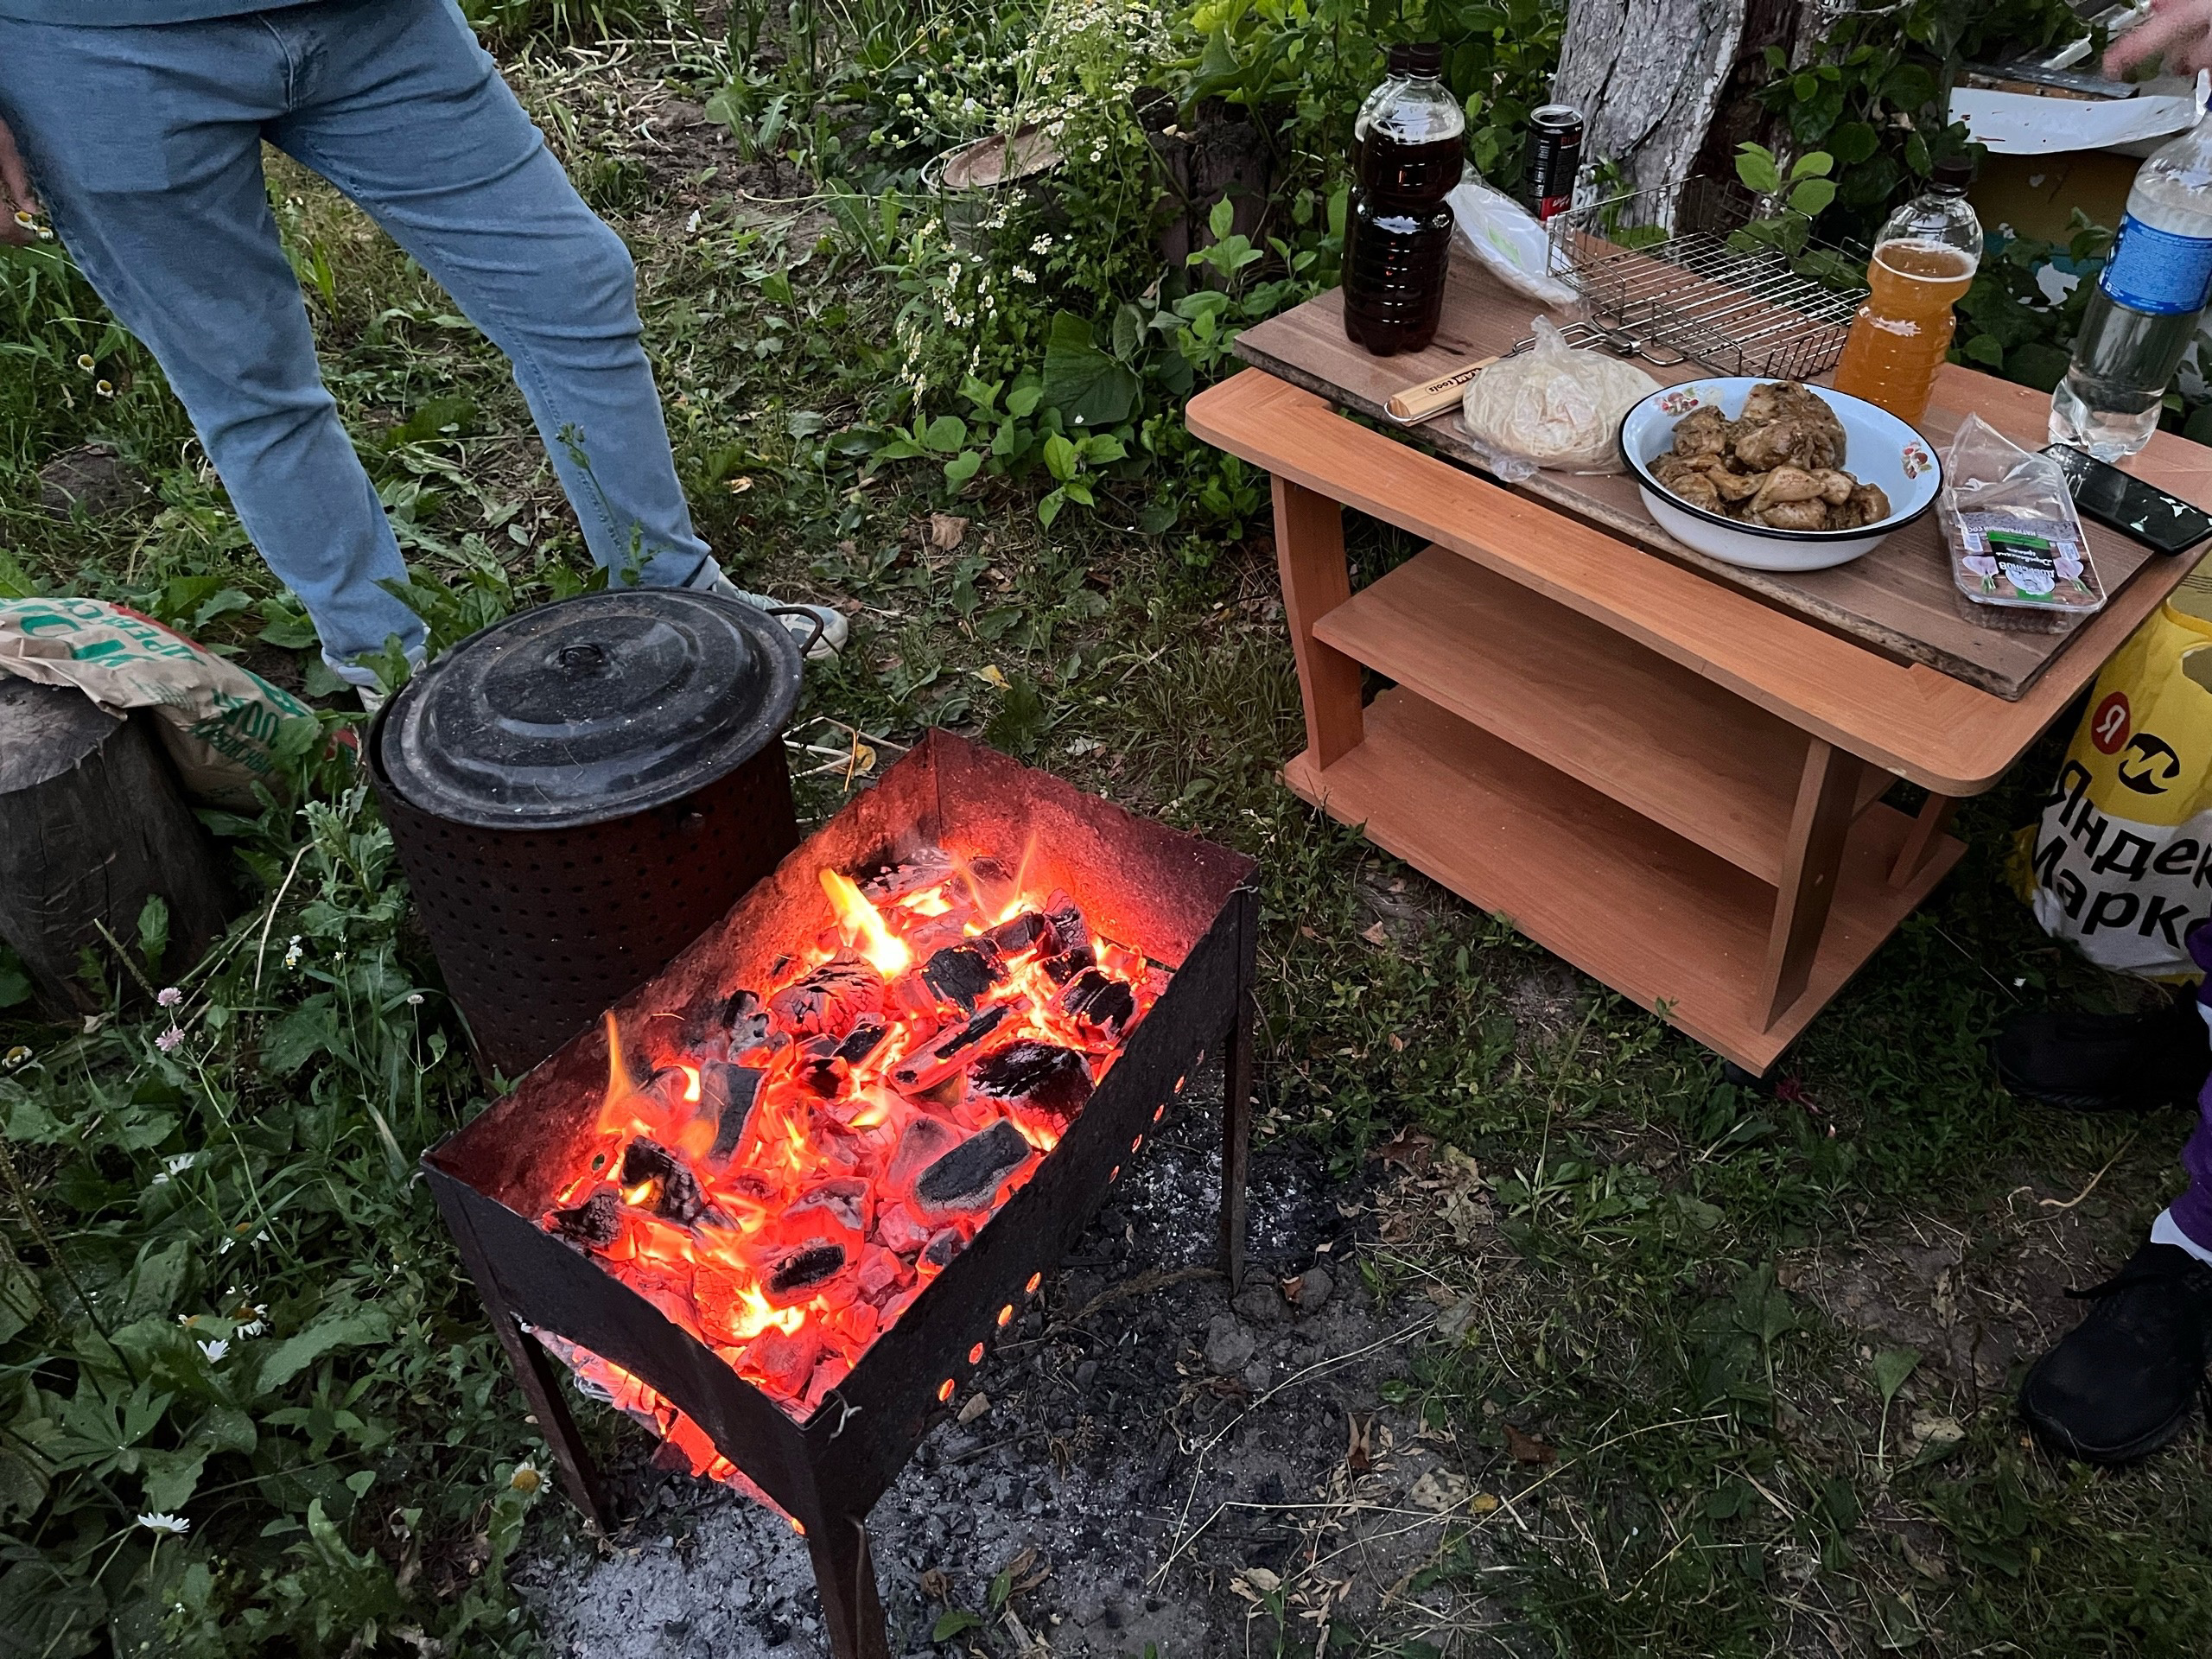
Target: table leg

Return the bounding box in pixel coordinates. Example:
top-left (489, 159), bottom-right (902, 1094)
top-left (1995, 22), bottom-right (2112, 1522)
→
top-left (1889, 792), bottom-right (1960, 888)
top-left (1760, 740), bottom-right (1866, 1031)
top-left (1271, 474), bottom-right (1364, 767)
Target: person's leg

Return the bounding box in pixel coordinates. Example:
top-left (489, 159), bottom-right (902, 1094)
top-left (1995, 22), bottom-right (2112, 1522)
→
top-left (265, 0), bottom-right (703, 588)
top-left (2017, 921), bottom-right (2212, 1463)
top-left (257, 0), bottom-right (844, 656)
top-left (0, 16), bottom-right (426, 686)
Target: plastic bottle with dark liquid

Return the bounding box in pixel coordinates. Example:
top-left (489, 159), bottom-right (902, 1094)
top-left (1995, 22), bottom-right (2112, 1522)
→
top-left (1343, 41), bottom-right (1465, 356)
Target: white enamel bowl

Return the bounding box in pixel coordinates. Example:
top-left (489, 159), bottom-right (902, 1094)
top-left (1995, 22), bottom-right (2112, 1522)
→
top-left (1618, 378), bottom-right (1942, 573)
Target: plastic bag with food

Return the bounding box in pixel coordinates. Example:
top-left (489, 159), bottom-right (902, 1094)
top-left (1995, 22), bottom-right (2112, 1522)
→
top-left (1938, 415), bottom-right (2105, 626)
top-left (1459, 318), bottom-right (1660, 479)
top-left (1446, 176), bottom-right (1579, 309)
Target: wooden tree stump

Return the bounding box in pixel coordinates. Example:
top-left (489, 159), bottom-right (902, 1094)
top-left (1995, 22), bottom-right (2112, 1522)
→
top-left (0, 678), bottom-right (232, 1014)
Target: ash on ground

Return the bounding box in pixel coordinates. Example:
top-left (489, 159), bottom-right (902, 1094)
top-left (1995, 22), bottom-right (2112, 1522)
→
top-left (516, 1090), bottom-right (1506, 1656)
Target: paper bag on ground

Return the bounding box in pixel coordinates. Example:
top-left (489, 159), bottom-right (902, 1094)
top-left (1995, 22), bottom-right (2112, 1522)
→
top-left (2018, 559), bottom-right (2212, 975)
top-left (0, 597), bottom-right (315, 810)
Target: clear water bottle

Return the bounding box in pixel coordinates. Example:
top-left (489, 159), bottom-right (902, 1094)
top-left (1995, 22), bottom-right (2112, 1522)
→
top-left (2050, 108), bottom-right (2212, 461)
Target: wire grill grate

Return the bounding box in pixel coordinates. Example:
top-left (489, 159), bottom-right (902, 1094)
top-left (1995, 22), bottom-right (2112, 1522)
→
top-left (1546, 177), bottom-right (1868, 381)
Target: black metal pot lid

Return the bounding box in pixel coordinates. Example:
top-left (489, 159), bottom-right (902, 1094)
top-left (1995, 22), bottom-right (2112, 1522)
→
top-left (376, 588), bottom-right (803, 830)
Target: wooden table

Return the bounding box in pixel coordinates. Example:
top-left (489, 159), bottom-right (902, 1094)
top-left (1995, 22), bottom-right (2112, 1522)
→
top-left (1188, 265), bottom-right (2212, 1072)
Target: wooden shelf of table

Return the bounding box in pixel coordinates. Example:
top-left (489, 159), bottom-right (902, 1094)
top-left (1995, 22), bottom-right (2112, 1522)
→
top-left (1315, 547), bottom-right (1890, 886)
top-left (1283, 688), bottom-right (1962, 1071)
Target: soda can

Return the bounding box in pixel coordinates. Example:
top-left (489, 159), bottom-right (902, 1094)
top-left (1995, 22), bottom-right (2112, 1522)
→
top-left (1526, 105), bottom-right (1584, 224)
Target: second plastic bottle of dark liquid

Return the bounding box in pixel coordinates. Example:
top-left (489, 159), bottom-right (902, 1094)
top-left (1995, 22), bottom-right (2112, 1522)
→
top-left (1343, 42), bottom-right (1466, 356)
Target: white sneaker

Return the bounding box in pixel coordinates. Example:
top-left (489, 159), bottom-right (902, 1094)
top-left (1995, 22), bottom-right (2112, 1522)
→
top-left (358, 684), bottom-right (386, 715)
top-left (688, 563), bottom-right (847, 661)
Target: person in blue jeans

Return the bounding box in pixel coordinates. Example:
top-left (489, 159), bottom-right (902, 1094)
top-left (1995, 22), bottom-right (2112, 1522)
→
top-left (0, 0), bottom-right (845, 703)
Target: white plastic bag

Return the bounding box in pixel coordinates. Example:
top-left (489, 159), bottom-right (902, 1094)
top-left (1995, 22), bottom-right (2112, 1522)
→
top-left (1939, 415), bottom-right (2106, 623)
top-left (1447, 175), bottom-right (1579, 309)
top-left (1459, 318), bottom-right (1659, 477)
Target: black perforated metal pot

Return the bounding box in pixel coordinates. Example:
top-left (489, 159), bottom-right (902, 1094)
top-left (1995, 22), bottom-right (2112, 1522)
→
top-left (368, 589), bottom-right (804, 1079)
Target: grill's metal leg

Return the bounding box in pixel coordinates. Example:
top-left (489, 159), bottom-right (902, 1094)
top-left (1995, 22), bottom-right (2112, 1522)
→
top-left (1219, 888), bottom-right (1257, 1292)
top-left (438, 1198), bottom-right (609, 1532)
top-left (807, 1513), bottom-right (891, 1659)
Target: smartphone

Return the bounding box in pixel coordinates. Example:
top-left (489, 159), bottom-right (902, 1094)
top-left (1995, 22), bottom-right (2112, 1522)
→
top-left (2044, 443), bottom-right (2212, 556)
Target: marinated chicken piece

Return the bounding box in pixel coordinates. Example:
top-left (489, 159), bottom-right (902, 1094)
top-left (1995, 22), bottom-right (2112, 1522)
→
top-left (1810, 469), bottom-right (1855, 505)
top-left (1755, 498), bottom-right (1831, 530)
top-left (1830, 482), bottom-right (1892, 529)
top-left (1669, 404), bottom-right (1735, 458)
top-left (1734, 414), bottom-right (1840, 473)
top-left (1708, 466), bottom-right (1766, 502)
top-left (1749, 466), bottom-right (1825, 514)
top-left (1662, 467), bottom-right (1722, 513)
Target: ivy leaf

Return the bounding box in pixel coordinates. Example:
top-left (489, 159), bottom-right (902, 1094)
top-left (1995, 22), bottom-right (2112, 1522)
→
top-left (921, 415), bottom-right (968, 454)
top-left (1734, 143), bottom-right (1783, 196)
top-left (1041, 433), bottom-right (1079, 484)
top-left (1039, 311), bottom-right (1141, 429)
top-left (944, 449), bottom-right (983, 486)
top-left (1006, 385), bottom-right (1043, 418)
top-left (1962, 333), bottom-right (2004, 367)
top-left (1884, 63), bottom-right (1939, 111)
top-left (1872, 1346), bottom-right (1921, 1408)
top-left (1830, 121), bottom-right (1880, 165)
top-left (1037, 486), bottom-right (1068, 528)
top-left (1787, 178), bottom-right (1837, 218)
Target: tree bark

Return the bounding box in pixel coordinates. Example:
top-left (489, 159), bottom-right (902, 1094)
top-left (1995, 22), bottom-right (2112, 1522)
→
top-left (0, 678), bottom-right (232, 1014)
top-left (1554, 0), bottom-right (1749, 200)
top-left (1689, 0), bottom-right (1832, 187)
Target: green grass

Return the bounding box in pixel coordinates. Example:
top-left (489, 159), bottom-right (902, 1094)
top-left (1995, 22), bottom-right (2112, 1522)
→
top-left (5, 11), bottom-right (2212, 1656)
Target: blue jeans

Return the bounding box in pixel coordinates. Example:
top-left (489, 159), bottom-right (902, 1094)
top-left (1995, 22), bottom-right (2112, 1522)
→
top-left (0, 0), bottom-right (712, 683)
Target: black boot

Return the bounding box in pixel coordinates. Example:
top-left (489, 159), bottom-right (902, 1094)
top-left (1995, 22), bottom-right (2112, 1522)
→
top-left (1993, 993), bottom-right (2209, 1112)
top-left (2018, 1242), bottom-right (2212, 1464)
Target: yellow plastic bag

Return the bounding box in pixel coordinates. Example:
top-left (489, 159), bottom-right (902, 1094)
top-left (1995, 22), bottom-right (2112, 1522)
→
top-left (2020, 558), bottom-right (2212, 975)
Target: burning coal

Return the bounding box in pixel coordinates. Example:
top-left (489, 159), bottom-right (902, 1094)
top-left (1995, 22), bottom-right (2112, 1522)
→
top-left (533, 848), bottom-right (1162, 1482)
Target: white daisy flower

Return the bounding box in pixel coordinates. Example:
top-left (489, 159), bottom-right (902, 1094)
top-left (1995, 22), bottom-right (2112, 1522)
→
top-left (137, 1513), bottom-right (189, 1534)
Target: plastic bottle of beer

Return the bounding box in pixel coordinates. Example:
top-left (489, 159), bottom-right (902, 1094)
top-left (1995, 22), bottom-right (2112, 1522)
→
top-left (1343, 42), bottom-right (1465, 357)
top-left (2050, 108), bottom-right (2212, 461)
top-left (1831, 158), bottom-right (1983, 425)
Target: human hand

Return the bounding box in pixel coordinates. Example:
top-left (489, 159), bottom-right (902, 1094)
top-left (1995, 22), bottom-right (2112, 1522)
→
top-left (2107, 0), bottom-right (2212, 80)
top-left (0, 115), bottom-right (45, 247)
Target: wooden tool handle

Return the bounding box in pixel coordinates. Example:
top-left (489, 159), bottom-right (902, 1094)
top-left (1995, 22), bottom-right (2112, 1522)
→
top-left (1384, 354), bottom-right (1501, 423)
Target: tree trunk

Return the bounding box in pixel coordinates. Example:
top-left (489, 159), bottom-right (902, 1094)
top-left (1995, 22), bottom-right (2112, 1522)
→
top-left (1689, 0), bottom-right (1833, 187)
top-left (1554, 0), bottom-right (1749, 200)
top-left (0, 678), bottom-right (232, 1014)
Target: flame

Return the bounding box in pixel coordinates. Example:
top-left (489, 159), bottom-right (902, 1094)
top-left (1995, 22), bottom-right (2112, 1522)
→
top-left (819, 868), bottom-right (912, 976)
top-left (679, 1065), bottom-right (702, 1104)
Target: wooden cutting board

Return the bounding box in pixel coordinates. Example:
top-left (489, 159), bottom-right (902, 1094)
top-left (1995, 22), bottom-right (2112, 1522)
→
top-left (1232, 252), bottom-right (2212, 700)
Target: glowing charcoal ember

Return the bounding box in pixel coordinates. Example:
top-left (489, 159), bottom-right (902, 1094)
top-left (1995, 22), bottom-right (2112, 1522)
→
top-left (699, 1062), bottom-right (762, 1166)
top-left (784, 1175), bottom-right (868, 1245)
top-left (984, 910), bottom-right (1046, 954)
top-left (769, 955), bottom-right (885, 1038)
top-left (619, 1138), bottom-right (709, 1225)
top-left (958, 854), bottom-right (1020, 917)
top-left (887, 1115), bottom-right (963, 1188)
top-left (915, 1119), bottom-right (1035, 1215)
top-left (874, 1202), bottom-right (932, 1255)
top-left (1058, 968), bottom-right (1138, 1040)
top-left (836, 1020), bottom-right (888, 1064)
top-left (684, 986), bottom-right (770, 1054)
top-left (969, 1040), bottom-right (1093, 1120)
top-left (763, 1240), bottom-right (849, 1304)
top-left (553, 1187), bottom-right (620, 1249)
top-left (920, 941), bottom-right (1003, 1012)
top-left (890, 1006), bottom-right (1008, 1092)
top-left (855, 1246), bottom-right (911, 1302)
top-left (747, 1325), bottom-right (821, 1397)
top-left (795, 1034), bottom-right (845, 1096)
top-left (920, 1228), bottom-right (965, 1273)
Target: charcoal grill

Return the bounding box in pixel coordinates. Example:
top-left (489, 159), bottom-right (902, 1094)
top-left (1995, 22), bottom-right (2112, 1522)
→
top-left (370, 588), bottom-right (804, 1077)
top-left (422, 732), bottom-right (1256, 1659)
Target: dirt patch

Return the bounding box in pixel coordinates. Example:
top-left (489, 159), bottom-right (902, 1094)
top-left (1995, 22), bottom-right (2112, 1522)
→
top-left (516, 1096), bottom-right (1509, 1656)
top-left (1784, 1155), bottom-right (2175, 1406)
